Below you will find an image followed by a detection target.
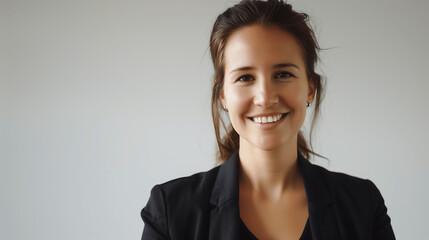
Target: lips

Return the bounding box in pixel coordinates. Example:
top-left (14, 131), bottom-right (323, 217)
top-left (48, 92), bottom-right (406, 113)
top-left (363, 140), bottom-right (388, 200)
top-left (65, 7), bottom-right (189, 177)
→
top-left (249, 113), bottom-right (288, 123)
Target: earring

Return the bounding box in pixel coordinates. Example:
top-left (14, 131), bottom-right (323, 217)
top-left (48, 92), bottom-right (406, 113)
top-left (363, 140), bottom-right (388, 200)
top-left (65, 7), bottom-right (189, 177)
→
top-left (306, 101), bottom-right (312, 107)
top-left (223, 105), bottom-right (228, 111)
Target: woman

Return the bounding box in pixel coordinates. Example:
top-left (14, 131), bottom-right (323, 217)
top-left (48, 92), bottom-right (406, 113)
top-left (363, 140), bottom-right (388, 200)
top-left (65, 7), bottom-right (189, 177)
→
top-left (141, 0), bottom-right (395, 239)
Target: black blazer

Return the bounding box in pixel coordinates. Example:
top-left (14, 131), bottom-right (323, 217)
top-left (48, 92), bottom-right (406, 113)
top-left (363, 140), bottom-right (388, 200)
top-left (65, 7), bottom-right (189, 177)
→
top-left (141, 152), bottom-right (395, 239)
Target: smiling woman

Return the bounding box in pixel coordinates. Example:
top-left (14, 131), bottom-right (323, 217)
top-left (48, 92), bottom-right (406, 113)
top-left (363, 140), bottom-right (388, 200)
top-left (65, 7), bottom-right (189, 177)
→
top-left (221, 25), bottom-right (314, 155)
top-left (140, 0), bottom-right (396, 239)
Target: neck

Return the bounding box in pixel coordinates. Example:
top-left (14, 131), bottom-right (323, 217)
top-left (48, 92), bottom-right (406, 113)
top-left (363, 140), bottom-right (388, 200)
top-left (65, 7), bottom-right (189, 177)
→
top-left (238, 137), bottom-right (302, 200)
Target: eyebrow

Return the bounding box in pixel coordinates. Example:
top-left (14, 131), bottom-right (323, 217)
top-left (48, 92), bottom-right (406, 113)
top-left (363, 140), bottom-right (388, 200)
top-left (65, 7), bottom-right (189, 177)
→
top-left (228, 63), bottom-right (300, 75)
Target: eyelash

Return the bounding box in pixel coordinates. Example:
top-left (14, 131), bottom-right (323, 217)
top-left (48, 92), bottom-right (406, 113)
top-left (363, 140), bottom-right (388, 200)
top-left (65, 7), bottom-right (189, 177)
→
top-left (235, 71), bottom-right (294, 83)
top-left (275, 71), bottom-right (295, 79)
top-left (236, 74), bottom-right (254, 82)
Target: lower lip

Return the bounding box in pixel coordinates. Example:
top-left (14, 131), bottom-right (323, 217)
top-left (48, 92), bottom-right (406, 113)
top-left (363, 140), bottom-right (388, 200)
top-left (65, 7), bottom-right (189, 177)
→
top-left (249, 114), bottom-right (287, 130)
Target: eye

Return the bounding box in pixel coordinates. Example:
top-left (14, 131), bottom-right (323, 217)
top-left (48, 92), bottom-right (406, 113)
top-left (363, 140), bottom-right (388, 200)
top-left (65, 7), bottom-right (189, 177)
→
top-left (236, 74), bottom-right (254, 82)
top-left (275, 71), bottom-right (294, 79)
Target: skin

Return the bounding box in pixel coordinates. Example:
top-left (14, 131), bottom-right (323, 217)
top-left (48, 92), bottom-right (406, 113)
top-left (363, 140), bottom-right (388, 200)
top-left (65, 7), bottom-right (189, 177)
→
top-left (220, 25), bottom-right (315, 239)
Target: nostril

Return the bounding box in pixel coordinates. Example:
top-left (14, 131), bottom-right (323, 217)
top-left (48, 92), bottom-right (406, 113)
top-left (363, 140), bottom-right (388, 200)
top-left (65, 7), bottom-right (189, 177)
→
top-left (254, 93), bottom-right (278, 107)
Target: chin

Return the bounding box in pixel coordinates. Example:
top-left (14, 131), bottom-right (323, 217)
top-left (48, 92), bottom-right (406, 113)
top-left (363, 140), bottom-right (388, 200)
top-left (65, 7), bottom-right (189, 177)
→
top-left (254, 137), bottom-right (284, 151)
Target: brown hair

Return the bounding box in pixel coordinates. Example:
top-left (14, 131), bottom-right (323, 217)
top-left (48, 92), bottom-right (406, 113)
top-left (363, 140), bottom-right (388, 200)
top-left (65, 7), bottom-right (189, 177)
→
top-left (210, 0), bottom-right (324, 163)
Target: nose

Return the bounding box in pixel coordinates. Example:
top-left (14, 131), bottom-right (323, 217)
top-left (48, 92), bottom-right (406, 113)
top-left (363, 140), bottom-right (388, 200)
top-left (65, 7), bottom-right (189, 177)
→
top-left (253, 76), bottom-right (279, 107)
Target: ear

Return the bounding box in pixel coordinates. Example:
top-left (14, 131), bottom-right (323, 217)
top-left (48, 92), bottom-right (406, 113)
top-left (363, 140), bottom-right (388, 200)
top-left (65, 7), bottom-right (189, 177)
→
top-left (307, 80), bottom-right (316, 103)
top-left (220, 88), bottom-right (226, 108)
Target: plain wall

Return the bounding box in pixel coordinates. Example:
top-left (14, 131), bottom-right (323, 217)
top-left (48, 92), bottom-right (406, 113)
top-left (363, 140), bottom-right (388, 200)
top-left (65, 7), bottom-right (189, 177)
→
top-left (1, 0), bottom-right (428, 239)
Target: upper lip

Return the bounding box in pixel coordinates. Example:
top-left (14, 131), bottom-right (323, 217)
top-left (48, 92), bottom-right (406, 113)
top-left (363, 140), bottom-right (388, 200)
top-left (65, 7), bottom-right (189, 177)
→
top-left (247, 112), bottom-right (287, 118)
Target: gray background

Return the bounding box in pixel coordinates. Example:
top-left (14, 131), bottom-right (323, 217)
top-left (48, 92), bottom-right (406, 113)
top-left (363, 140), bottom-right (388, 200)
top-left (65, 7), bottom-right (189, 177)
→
top-left (1, 0), bottom-right (428, 239)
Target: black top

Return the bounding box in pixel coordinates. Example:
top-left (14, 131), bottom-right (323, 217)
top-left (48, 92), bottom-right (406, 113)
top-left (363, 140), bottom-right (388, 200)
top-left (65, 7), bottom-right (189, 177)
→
top-left (141, 152), bottom-right (395, 239)
top-left (240, 218), bottom-right (312, 240)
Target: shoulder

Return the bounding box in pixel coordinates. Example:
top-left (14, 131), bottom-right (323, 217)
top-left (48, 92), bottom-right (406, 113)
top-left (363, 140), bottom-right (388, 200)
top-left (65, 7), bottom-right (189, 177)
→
top-left (313, 163), bottom-right (380, 200)
top-left (145, 165), bottom-right (221, 216)
top-left (141, 166), bottom-right (221, 238)
top-left (309, 162), bottom-right (387, 217)
top-left (309, 163), bottom-right (395, 238)
top-left (154, 165), bottom-right (220, 198)
top-left (325, 165), bottom-right (372, 189)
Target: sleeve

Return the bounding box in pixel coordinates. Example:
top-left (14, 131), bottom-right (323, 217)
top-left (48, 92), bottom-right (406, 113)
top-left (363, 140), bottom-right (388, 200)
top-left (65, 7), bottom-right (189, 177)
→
top-left (141, 185), bottom-right (170, 240)
top-left (367, 180), bottom-right (396, 240)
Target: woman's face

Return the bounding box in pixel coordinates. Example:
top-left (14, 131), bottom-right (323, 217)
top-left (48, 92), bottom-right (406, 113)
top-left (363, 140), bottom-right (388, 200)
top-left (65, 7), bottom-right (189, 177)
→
top-left (220, 25), bottom-right (314, 152)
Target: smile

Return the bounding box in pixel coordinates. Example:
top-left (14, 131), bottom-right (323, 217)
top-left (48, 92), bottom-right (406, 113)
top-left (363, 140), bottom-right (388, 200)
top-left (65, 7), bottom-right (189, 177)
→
top-left (250, 113), bottom-right (288, 124)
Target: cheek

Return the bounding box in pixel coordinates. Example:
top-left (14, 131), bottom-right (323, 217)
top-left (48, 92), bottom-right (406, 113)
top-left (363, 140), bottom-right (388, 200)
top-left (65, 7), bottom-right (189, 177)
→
top-left (283, 84), bottom-right (308, 106)
top-left (225, 87), bottom-right (252, 112)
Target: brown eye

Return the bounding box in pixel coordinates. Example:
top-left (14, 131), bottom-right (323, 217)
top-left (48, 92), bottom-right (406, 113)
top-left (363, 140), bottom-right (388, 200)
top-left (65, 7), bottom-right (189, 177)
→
top-left (236, 74), bottom-right (254, 82)
top-left (275, 71), bottom-right (294, 79)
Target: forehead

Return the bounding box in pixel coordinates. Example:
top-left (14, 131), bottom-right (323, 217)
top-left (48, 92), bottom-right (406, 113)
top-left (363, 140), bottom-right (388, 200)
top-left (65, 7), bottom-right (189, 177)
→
top-left (224, 25), bottom-right (306, 71)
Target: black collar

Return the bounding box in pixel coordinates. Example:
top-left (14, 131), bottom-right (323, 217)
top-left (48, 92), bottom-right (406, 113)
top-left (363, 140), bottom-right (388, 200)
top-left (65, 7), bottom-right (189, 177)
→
top-left (209, 151), bottom-right (340, 240)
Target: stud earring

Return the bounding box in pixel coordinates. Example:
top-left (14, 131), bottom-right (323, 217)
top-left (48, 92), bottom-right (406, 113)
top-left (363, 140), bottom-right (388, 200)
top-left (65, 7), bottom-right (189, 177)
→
top-left (306, 101), bottom-right (312, 107)
top-left (223, 105), bottom-right (228, 111)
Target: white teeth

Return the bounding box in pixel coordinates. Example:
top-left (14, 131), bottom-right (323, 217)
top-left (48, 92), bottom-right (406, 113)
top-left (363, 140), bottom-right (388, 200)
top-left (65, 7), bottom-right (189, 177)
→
top-left (252, 114), bottom-right (283, 123)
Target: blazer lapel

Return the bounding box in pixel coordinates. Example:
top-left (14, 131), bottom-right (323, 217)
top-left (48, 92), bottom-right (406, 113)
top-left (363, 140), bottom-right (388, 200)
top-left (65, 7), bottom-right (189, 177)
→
top-left (208, 152), bottom-right (240, 240)
top-left (208, 152), bottom-right (341, 240)
top-left (298, 154), bottom-right (341, 240)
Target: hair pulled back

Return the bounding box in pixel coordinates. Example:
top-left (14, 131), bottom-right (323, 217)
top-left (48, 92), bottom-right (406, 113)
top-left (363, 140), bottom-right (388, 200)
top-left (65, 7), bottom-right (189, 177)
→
top-left (210, 0), bottom-right (324, 163)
